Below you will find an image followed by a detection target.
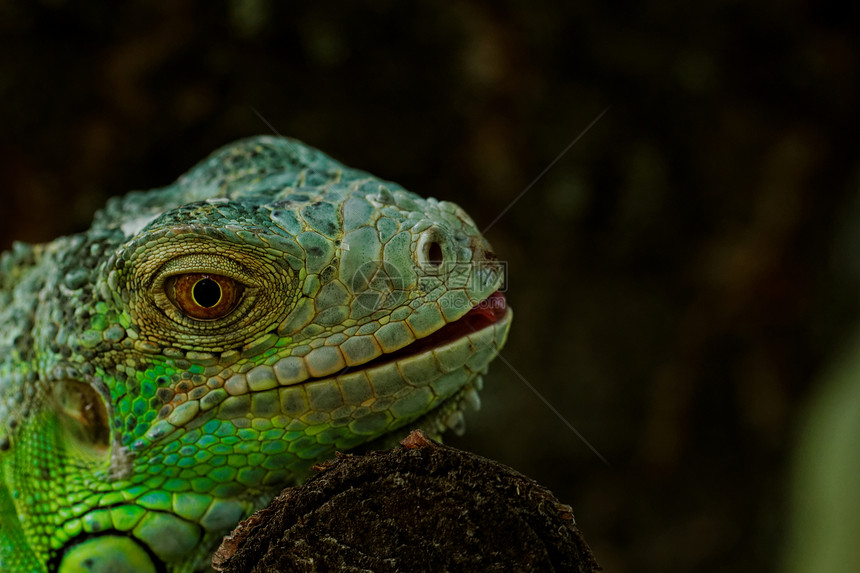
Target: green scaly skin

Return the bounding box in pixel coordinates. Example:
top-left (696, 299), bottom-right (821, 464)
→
top-left (0, 136), bottom-right (512, 572)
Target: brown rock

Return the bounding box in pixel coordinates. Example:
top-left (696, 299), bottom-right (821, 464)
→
top-left (213, 430), bottom-right (600, 573)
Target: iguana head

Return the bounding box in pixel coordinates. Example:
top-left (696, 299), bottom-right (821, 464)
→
top-left (0, 137), bottom-right (510, 572)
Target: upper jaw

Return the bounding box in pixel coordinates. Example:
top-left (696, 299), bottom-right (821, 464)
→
top-left (186, 293), bottom-right (513, 447)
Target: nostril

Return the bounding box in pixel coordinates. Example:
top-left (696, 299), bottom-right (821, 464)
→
top-left (416, 227), bottom-right (449, 270)
top-left (426, 241), bottom-right (444, 267)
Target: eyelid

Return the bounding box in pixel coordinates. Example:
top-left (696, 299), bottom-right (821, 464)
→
top-left (152, 254), bottom-right (257, 290)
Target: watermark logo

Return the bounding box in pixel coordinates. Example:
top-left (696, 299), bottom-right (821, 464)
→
top-left (348, 259), bottom-right (408, 313)
top-left (349, 259), bottom-right (507, 314)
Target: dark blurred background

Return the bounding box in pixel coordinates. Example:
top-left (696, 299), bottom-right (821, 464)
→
top-left (2, 1), bottom-right (859, 571)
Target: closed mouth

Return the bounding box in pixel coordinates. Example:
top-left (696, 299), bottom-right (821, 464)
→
top-left (350, 290), bottom-right (512, 443)
top-left (339, 291), bottom-right (509, 376)
top-left (147, 292), bottom-right (512, 444)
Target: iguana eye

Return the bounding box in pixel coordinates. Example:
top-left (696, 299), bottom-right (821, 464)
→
top-left (167, 273), bottom-right (244, 320)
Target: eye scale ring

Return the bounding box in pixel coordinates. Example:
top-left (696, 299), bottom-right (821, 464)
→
top-left (167, 273), bottom-right (244, 320)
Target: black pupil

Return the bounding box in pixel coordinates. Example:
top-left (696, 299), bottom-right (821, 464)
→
top-left (193, 278), bottom-right (222, 308)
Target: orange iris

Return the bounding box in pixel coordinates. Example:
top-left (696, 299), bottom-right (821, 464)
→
top-left (168, 273), bottom-right (243, 320)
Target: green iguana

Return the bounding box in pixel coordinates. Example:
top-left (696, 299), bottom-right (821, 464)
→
top-left (0, 136), bottom-right (511, 572)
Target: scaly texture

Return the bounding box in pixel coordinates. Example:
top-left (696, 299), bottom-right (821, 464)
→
top-left (0, 136), bottom-right (511, 572)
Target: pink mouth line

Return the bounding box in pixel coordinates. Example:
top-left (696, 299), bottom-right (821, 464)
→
top-left (356, 291), bottom-right (508, 370)
top-left (286, 292), bottom-right (509, 385)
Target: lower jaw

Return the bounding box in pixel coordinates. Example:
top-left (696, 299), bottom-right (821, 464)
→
top-left (354, 305), bottom-right (513, 453)
top-left (354, 379), bottom-right (482, 454)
